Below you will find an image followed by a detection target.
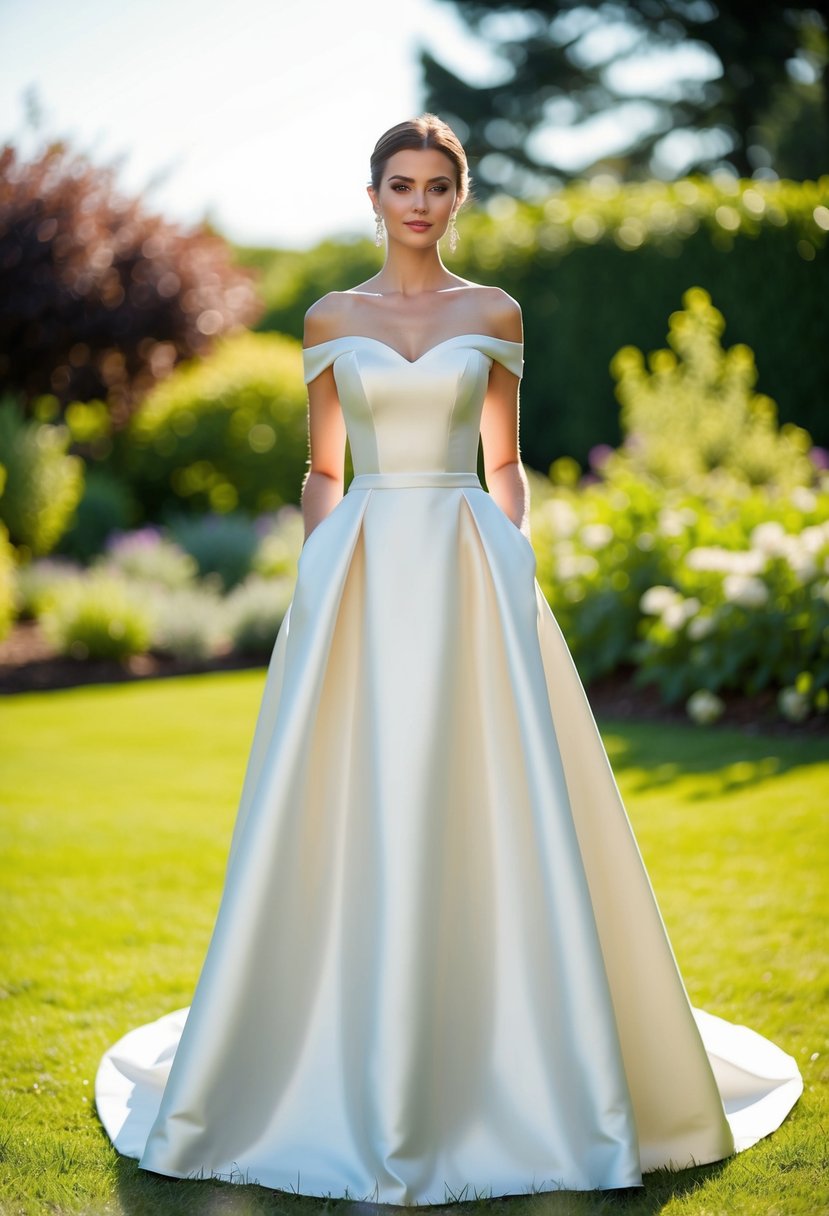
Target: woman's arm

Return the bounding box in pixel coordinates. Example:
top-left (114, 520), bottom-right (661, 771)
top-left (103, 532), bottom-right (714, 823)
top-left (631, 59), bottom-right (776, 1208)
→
top-left (479, 293), bottom-right (531, 540)
top-left (301, 298), bottom-right (348, 545)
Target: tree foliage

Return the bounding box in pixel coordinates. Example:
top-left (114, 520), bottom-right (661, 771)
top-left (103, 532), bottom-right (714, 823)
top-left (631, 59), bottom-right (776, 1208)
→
top-left (420, 0), bottom-right (828, 196)
top-left (0, 140), bottom-right (264, 429)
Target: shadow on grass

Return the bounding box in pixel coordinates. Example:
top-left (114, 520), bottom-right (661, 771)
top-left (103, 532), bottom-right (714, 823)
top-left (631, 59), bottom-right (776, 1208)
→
top-left (115, 1155), bottom-right (728, 1216)
top-left (597, 715), bottom-right (826, 798)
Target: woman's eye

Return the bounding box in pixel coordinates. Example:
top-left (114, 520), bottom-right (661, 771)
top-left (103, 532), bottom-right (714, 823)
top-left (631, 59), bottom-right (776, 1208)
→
top-left (389, 184), bottom-right (448, 193)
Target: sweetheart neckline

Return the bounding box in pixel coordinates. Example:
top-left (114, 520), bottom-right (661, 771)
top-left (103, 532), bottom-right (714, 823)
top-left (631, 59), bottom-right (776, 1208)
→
top-left (302, 332), bottom-right (522, 366)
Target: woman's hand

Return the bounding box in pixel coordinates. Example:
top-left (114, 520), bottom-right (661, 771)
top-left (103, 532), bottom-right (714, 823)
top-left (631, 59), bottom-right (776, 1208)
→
top-left (301, 469), bottom-right (344, 545)
top-left (485, 458), bottom-right (531, 537)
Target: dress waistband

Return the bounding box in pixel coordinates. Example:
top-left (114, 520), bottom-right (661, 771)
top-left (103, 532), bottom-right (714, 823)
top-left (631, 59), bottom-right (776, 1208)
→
top-left (348, 471), bottom-right (482, 491)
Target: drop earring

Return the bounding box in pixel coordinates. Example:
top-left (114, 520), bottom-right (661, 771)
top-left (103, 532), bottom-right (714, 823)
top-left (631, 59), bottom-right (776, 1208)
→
top-left (374, 211), bottom-right (385, 247)
top-left (447, 213), bottom-right (459, 253)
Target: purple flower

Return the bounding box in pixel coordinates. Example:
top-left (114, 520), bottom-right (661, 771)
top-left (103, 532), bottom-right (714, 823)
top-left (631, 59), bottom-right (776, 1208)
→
top-left (588, 443), bottom-right (614, 473)
top-left (106, 526), bottom-right (163, 554)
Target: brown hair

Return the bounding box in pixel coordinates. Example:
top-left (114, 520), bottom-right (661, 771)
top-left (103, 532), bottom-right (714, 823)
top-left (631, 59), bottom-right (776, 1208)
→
top-left (369, 113), bottom-right (471, 207)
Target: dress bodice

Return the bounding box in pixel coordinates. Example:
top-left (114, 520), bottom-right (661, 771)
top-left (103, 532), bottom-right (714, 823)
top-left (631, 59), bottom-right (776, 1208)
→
top-left (302, 334), bottom-right (524, 475)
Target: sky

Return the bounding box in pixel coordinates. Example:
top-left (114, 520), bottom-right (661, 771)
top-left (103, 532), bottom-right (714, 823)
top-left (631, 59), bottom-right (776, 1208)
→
top-left (0, 0), bottom-right (499, 248)
top-left (0, 0), bottom-right (719, 250)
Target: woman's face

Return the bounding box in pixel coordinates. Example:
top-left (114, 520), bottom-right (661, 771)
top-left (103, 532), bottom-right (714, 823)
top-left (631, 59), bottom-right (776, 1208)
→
top-left (369, 147), bottom-right (459, 247)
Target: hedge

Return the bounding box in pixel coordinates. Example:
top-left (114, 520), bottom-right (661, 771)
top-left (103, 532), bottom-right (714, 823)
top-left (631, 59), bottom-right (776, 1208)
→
top-left (238, 175), bottom-right (829, 468)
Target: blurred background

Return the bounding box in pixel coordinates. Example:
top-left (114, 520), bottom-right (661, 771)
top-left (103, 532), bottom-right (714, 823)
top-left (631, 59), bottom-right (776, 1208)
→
top-left (1, 0), bottom-right (827, 724)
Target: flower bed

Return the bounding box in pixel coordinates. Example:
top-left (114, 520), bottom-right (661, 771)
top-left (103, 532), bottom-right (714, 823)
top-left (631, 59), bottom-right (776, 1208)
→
top-left (531, 468), bottom-right (829, 725)
top-left (12, 506), bottom-right (304, 667)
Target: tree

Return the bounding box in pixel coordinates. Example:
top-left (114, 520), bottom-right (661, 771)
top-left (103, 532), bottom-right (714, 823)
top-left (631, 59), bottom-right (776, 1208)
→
top-left (420, 1), bottom-right (828, 197)
top-left (0, 140), bottom-right (264, 429)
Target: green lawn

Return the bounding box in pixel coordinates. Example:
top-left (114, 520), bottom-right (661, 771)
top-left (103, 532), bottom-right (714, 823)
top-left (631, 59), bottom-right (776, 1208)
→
top-left (1, 672), bottom-right (826, 1216)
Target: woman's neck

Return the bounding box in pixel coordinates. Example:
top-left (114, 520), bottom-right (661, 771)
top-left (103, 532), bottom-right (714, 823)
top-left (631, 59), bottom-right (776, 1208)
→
top-left (372, 242), bottom-right (456, 297)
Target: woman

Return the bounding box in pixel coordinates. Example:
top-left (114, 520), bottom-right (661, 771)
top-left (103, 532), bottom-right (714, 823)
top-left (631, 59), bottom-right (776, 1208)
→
top-left (95, 114), bottom-right (802, 1205)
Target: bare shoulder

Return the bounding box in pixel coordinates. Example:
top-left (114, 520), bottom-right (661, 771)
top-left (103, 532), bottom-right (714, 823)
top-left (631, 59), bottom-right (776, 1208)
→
top-left (482, 286), bottom-right (523, 342)
top-left (303, 292), bottom-right (359, 347)
top-left (463, 283), bottom-right (523, 343)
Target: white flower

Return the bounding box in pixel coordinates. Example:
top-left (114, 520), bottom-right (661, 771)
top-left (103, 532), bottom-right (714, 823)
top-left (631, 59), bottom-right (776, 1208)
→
top-left (786, 551), bottom-right (817, 583)
top-left (685, 546), bottom-right (766, 575)
top-left (580, 523), bottom-right (614, 550)
top-left (543, 499), bottom-right (579, 538)
top-left (751, 521), bottom-right (788, 556)
top-left (688, 613), bottom-right (717, 640)
top-left (778, 687), bottom-right (811, 723)
top-left (640, 585), bottom-right (680, 615)
top-left (801, 524), bottom-right (829, 555)
top-left (722, 574), bottom-right (770, 609)
top-left (657, 507), bottom-right (698, 537)
top-left (687, 690), bottom-right (725, 725)
top-left (663, 596), bottom-right (701, 631)
top-left (790, 487), bottom-right (817, 513)
top-left (557, 554), bottom-right (599, 580)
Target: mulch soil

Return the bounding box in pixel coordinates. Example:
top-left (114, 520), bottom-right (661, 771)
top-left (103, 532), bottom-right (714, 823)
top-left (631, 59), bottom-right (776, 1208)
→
top-left (0, 620), bottom-right (265, 694)
top-left (1, 619), bottom-right (826, 740)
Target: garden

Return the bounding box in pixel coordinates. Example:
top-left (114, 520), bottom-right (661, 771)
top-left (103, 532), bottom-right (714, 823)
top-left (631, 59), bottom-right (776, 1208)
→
top-left (2, 177), bottom-right (827, 726)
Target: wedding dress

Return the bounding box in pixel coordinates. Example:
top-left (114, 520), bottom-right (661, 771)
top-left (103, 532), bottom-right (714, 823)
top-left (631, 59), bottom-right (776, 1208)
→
top-left (95, 333), bottom-right (802, 1204)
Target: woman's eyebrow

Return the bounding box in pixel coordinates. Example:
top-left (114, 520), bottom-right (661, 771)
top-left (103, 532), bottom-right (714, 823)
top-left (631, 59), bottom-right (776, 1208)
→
top-left (387, 174), bottom-right (453, 183)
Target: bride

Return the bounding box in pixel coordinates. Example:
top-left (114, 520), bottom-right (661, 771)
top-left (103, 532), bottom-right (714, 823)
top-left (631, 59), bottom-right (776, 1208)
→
top-left (95, 114), bottom-right (802, 1206)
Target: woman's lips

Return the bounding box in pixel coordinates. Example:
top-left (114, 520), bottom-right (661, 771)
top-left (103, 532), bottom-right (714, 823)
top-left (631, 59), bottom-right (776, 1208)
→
top-left (405, 222), bottom-right (432, 231)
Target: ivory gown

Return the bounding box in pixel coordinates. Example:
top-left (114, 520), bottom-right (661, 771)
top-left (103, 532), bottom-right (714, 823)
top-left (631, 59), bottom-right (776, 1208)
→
top-left (95, 333), bottom-right (802, 1204)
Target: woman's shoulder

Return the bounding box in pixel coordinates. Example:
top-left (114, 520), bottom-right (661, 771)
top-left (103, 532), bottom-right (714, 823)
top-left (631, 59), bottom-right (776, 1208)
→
top-left (458, 282), bottom-right (522, 343)
top-left (303, 291), bottom-right (362, 347)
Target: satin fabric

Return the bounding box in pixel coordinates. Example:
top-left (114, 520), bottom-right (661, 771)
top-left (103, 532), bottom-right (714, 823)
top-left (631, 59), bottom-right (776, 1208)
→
top-left (95, 335), bottom-right (802, 1204)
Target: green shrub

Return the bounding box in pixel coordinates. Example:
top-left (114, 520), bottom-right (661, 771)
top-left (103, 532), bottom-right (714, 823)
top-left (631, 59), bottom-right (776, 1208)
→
top-left (609, 287), bottom-right (815, 489)
top-left (58, 469), bottom-right (137, 561)
top-left (13, 557), bottom-right (83, 620)
top-left (147, 586), bottom-right (227, 661)
top-left (0, 519), bottom-right (15, 641)
top-left (167, 512), bottom-right (259, 590)
top-left (100, 527), bottom-right (197, 589)
top-left (0, 396), bottom-right (85, 557)
top-left (224, 575), bottom-right (293, 655)
top-left (252, 506), bottom-right (304, 581)
top-left (633, 507), bottom-right (829, 710)
top-left (521, 285), bottom-right (829, 722)
top-left (532, 467), bottom-right (672, 683)
top-left (122, 331), bottom-right (308, 519)
top-left (40, 571), bottom-right (153, 661)
top-left (530, 470), bottom-right (829, 721)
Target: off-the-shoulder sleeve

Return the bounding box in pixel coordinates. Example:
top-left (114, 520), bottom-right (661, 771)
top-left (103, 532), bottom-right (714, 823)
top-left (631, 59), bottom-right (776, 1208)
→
top-left (480, 337), bottom-right (524, 379)
top-left (302, 339), bottom-right (348, 385)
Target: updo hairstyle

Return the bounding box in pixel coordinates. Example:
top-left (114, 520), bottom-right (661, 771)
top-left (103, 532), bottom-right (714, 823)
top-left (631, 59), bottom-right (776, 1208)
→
top-left (369, 114), bottom-right (471, 209)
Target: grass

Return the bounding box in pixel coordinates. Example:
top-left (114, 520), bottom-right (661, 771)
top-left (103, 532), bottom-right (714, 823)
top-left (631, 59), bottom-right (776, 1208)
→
top-left (0, 671), bottom-right (826, 1216)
